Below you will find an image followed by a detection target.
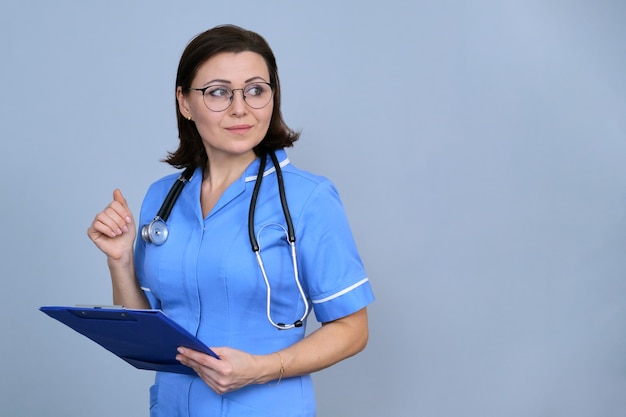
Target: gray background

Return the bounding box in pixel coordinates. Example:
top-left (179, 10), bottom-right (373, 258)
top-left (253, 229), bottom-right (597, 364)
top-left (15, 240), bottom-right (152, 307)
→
top-left (1, 1), bottom-right (625, 416)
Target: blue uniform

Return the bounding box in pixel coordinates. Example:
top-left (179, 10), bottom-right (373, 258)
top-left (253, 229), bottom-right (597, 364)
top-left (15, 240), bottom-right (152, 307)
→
top-left (135, 149), bottom-right (375, 417)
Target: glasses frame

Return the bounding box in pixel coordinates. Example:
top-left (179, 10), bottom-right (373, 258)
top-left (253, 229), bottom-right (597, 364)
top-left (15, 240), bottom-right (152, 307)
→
top-left (188, 82), bottom-right (275, 112)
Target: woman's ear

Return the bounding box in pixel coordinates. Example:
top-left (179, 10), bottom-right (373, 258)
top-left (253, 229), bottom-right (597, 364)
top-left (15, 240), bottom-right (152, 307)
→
top-left (176, 86), bottom-right (191, 120)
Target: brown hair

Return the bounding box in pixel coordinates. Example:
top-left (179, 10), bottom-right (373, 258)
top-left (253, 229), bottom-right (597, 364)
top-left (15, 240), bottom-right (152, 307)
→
top-left (164, 25), bottom-right (300, 169)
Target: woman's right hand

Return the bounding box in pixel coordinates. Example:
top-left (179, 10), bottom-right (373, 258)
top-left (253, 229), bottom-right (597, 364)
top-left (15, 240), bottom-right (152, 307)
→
top-left (87, 189), bottom-right (136, 260)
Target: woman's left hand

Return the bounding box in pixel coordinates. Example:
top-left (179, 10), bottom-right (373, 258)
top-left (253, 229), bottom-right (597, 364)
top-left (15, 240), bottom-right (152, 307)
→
top-left (176, 346), bottom-right (275, 394)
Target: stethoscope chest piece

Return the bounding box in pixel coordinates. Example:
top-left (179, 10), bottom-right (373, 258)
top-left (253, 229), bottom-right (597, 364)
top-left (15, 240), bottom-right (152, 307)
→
top-left (141, 218), bottom-right (168, 245)
top-left (140, 166), bottom-right (194, 246)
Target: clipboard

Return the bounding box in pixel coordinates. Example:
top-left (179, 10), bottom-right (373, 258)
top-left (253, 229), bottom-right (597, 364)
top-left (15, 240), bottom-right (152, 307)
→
top-left (40, 305), bottom-right (218, 375)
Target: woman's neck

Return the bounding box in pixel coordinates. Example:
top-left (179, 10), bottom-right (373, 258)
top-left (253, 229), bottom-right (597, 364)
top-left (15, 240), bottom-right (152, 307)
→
top-left (200, 150), bottom-right (257, 216)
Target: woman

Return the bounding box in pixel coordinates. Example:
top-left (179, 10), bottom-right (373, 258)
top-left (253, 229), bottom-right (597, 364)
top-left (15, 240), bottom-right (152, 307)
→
top-left (87, 24), bottom-right (374, 417)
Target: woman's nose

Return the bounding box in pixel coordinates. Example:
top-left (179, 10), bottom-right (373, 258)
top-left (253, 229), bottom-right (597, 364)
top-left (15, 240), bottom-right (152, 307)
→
top-left (230, 89), bottom-right (247, 115)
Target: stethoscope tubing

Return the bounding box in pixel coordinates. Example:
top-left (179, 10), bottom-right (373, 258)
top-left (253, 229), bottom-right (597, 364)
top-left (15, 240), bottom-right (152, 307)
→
top-left (248, 151), bottom-right (295, 250)
top-left (248, 151), bottom-right (307, 329)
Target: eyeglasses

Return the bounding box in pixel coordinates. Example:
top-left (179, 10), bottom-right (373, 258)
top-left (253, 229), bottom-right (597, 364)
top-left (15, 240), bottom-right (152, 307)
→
top-left (188, 82), bottom-right (274, 112)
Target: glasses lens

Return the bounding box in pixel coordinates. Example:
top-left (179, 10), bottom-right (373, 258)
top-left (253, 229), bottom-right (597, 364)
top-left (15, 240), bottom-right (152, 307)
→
top-left (203, 86), bottom-right (232, 112)
top-left (243, 83), bottom-right (273, 109)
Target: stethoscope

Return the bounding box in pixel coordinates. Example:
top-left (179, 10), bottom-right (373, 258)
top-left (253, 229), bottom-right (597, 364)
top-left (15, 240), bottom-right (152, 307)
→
top-left (141, 151), bottom-right (309, 330)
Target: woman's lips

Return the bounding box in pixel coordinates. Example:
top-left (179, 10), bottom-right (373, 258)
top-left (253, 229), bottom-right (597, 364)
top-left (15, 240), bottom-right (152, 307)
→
top-left (225, 124), bottom-right (252, 135)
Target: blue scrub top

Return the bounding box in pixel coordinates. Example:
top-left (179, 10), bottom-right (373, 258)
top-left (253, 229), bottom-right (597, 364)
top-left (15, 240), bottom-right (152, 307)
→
top-left (135, 149), bottom-right (375, 417)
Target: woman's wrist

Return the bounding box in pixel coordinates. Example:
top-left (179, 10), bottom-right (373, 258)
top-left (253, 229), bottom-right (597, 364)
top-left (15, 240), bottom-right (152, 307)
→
top-left (273, 351), bottom-right (285, 385)
top-left (255, 351), bottom-right (287, 385)
top-left (107, 250), bottom-right (134, 268)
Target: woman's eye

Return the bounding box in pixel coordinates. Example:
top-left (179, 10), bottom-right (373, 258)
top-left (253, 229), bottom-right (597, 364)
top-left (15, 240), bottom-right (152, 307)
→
top-left (245, 84), bottom-right (265, 96)
top-left (208, 87), bottom-right (230, 98)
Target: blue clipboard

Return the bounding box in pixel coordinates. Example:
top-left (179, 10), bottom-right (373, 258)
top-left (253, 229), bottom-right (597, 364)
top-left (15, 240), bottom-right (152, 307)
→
top-left (40, 305), bottom-right (219, 375)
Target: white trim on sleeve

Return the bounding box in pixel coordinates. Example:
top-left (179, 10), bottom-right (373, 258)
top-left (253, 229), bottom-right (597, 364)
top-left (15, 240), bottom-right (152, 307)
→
top-left (311, 278), bottom-right (369, 304)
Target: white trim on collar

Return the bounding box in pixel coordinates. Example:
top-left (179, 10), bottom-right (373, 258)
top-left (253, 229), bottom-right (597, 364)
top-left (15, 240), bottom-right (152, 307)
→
top-left (244, 156), bottom-right (290, 182)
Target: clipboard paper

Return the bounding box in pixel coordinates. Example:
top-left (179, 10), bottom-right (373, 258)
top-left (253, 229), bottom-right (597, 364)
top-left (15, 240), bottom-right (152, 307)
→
top-left (40, 306), bottom-right (218, 375)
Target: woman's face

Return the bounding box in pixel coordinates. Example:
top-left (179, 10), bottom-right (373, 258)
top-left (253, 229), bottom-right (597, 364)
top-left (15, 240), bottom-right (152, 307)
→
top-left (177, 51), bottom-right (273, 162)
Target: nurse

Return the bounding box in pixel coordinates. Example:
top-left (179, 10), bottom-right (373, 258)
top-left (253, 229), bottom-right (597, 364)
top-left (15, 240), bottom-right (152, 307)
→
top-left (87, 24), bottom-right (374, 417)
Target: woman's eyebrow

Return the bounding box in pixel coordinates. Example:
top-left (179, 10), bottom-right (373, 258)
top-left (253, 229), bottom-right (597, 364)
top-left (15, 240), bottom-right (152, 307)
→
top-left (201, 76), bottom-right (268, 86)
top-left (203, 78), bottom-right (231, 86)
top-left (245, 76), bottom-right (268, 83)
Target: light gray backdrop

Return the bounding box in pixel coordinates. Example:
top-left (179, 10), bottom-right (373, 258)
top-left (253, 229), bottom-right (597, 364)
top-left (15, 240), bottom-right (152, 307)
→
top-left (1, 1), bottom-right (625, 416)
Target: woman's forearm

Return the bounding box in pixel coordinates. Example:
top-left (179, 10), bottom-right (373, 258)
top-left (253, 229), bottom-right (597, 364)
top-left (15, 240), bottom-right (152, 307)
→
top-left (107, 253), bottom-right (150, 309)
top-left (272, 307), bottom-right (369, 380)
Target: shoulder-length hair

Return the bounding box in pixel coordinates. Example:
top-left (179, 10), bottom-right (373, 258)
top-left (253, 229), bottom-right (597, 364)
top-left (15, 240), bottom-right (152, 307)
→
top-left (164, 25), bottom-right (300, 169)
